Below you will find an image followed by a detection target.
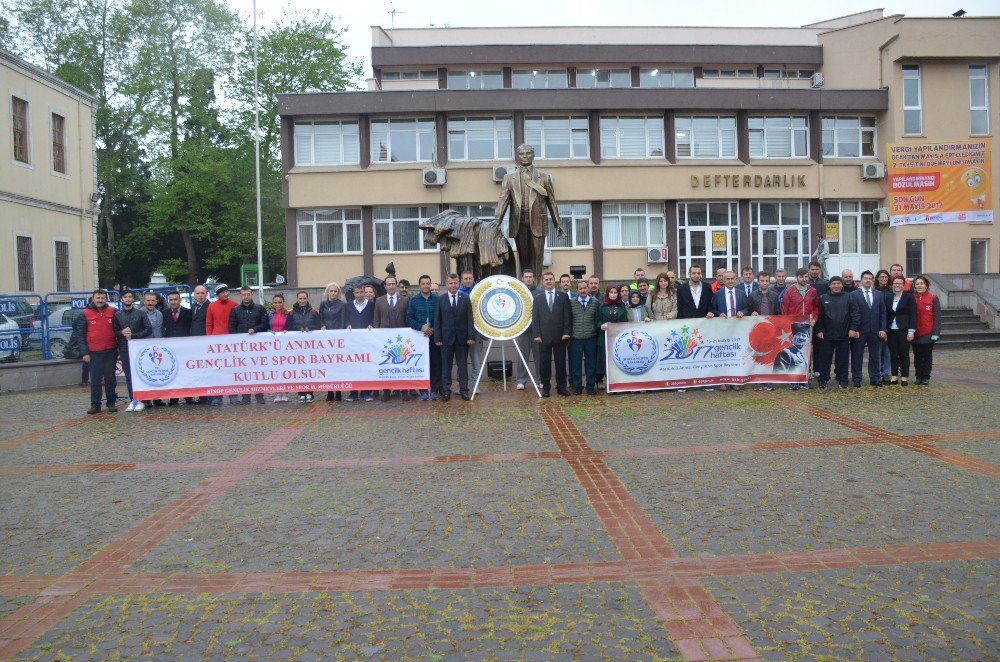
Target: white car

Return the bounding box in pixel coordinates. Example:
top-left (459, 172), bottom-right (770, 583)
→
top-left (0, 313), bottom-right (21, 362)
top-left (32, 305), bottom-right (81, 359)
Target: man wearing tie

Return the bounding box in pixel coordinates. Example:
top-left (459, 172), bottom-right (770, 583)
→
top-left (434, 273), bottom-right (476, 402)
top-left (849, 270), bottom-right (887, 387)
top-left (373, 276), bottom-right (410, 401)
top-left (163, 290), bottom-right (193, 406)
top-left (532, 271), bottom-right (572, 397)
top-left (740, 266), bottom-right (758, 299)
top-left (710, 271), bottom-right (749, 391)
top-left (568, 280), bottom-right (600, 395)
top-left (187, 285), bottom-right (210, 404)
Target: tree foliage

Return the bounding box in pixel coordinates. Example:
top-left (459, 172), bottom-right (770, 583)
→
top-left (1, 2), bottom-right (361, 287)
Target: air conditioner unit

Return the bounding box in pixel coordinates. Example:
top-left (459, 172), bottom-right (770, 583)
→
top-left (810, 72), bottom-right (825, 88)
top-left (873, 207), bottom-right (890, 224)
top-left (422, 168), bottom-right (446, 186)
top-left (861, 162), bottom-right (885, 180)
top-left (647, 247), bottom-right (669, 264)
top-left (492, 165), bottom-right (511, 183)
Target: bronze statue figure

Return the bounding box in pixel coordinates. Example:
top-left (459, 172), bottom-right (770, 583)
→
top-left (420, 210), bottom-right (511, 282)
top-left (493, 144), bottom-right (566, 276)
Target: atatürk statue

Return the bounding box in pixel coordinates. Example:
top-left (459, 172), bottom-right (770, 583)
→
top-left (493, 144), bottom-right (566, 276)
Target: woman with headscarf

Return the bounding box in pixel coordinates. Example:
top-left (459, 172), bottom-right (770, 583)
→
top-left (626, 290), bottom-right (652, 324)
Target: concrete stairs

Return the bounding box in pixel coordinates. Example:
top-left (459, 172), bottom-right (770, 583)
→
top-left (936, 308), bottom-right (1000, 349)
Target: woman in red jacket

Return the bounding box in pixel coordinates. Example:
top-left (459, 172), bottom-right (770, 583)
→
top-left (911, 275), bottom-right (941, 386)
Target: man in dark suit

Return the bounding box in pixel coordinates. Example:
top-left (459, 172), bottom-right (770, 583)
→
top-left (531, 271), bottom-right (572, 397)
top-left (849, 270), bottom-right (887, 387)
top-left (373, 276), bottom-right (410, 401)
top-left (677, 265), bottom-right (713, 319)
top-left (739, 266), bottom-right (758, 299)
top-left (344, 284), bottom-right (376, 401)
top-left (710, 271), bottom-right (749, 319)
top-left (434, 273), bottom-right (476, 401)
top-left (187, 284), bottom-right (209, 403)
top-left (162, 290), bottom-right (193, 406)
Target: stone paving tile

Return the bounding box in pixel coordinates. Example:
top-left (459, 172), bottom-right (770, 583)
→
top-left (17, 584), bottom-right (676, 661)
top-left (0, 387), bottom-right (91, 420)
top-left (0, 471), bottom-right (206, 575)
top-left (608, 444), bottom-right (999, 557)
top-left (0, 596), bottom-right (33, 620)
top-left (935, 438), bottom-right (1000, 466)
top-left (703, 560), bottom-right (999, 661)
top-left (566, 395), bottom-right (858, 449)
top-left (936, 348), bottom-right (1000, 375)
top-left (275, 409), bottom-right (554, 460)
top-left (0, 421), bottom-right (58, 444)
top-left (0, 418), bottom-right (286, 466)
top-left (133, 462), bottom-right (618, 574)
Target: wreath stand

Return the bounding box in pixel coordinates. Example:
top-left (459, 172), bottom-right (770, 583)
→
top-left (470, 334), bottom-right (541, 400)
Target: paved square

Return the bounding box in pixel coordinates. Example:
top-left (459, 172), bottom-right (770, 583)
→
top-left (0, 349), bottom-right (997, 660)
top-left (132, 462), bottom-right (619, 573)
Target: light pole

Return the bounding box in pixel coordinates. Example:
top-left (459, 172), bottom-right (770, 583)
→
top-left (253, 0), bottom-right (264, 299)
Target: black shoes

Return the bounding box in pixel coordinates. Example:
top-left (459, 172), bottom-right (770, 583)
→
top-left (87, 406), bottom-right (101, 415)
top-left (460, 392), bottom-right (472, 401)
top-left (541, 388), bottom-right (550, 397)
top-left (441, 391), bottom-right (451, 402)
top-left (557, 388), bottom-right (570, 396)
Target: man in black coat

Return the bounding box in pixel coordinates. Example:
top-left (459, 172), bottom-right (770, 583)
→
top-left (344, 284), bottom-right (376, 402)
top-left (677, 265), bottom-right (713, 319)
top-left (815, 276), bottom-right (860, 389)
top-left (531, 270), bottom-right (572, 397)
top-left (229, 286), bottom-right (268, 404)
top-left (163, 290), bottom-right (194, 405)
top-left (434, 273), bottom-right (476, 401)
top-left (188, 285), bottom-right (209, 337)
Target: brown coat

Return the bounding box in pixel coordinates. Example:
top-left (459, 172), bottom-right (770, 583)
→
top-left (495, 166), bottom-right (560, 238)
top-left (372, 294), bottom-right (409, 328)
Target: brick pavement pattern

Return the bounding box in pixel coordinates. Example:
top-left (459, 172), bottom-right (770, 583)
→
top-left (0, 347), bottom-right (998, 660)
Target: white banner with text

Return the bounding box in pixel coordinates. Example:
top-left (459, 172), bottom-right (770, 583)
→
top-left (606, 316), bottom-right (812, 392)
top-left (129, 329), bottom-right (429, 399)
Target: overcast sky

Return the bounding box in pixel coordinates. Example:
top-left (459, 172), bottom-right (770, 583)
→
top-left (236, 1), bottom-right (998, 78)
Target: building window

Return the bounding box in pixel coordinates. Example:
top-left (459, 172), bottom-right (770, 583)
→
top-left (547, 203), bottom-right (592, 248)
top-left (824, 201), bottom-right (879, 256)
top-left (294, 121), bottom-right (359, 166)
top-left (524, 116), bottom-right (589, 159)
top-left (382, 70), bottom-right (436, 81)
top-left (902, 64), bottom-right (922, 135)
top-left (602, 202), bottom-right (665, 248)
top-left (447, 70), bottom-right (502, 90)
top-left (762, 69), bottom-right (815, 79)
top-left (12, 96), bottom-right (29, 163)
top-left (600, 116), bottom-right (664, 159)
top-left (51, 113), bottom-right (66, 173)
top-left (971, 239), bottom-right (988, 274)
top-left (296, 209), bottom-right (362, 255)
top-left (447, 117), bottom-right (512, 161)
top-left (677, 202), bottom-right (740, 277)
top-left (54, 240), bottom-right (70, 290)
top-left (638, 68), bottom-right (694, 88)
top-left (675, 116), bottom-right (737, 159)
top-left (905, 239), bottom-right (924, 276)
top-left (575, 68), bottom-right (631, 88)
top-left (15, 235), bottom-right (34, 291)
top-left (750, 201), bottom-right (811, 274)
top-left (702, 69), bottom-right (756, 78)
top-left (511, 69), bottom-right (567, 89)
top-left (749, 116), bottom-right (809, 158)
top-left (371, 118), bottom-right (435, 163)
top-left (374, 206), bottom-right (437, 252)
top-left (970, 65), bottom-right (989, 135)
top-left (450, 204), bottom-right (495, 220)
top-left (822, 116), bottom-right (876, 158)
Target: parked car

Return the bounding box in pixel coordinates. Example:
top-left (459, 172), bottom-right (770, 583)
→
top-left (0, 313), bottom-right (21, 362)
top-left (0, 299), bottom-right (38, 343)
top-left (33, 305), bottom-right (81, 359)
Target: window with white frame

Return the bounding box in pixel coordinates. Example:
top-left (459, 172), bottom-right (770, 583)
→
top-left (823, 201), bottom-right (878, 256)
top-left (297, 209), bottom-right (362, 255)
top-left (903, 64), bottom-right (922, 135)
top-left (547, 203), bottom-right (592, 248)
top-left (602, 202), bottom-right (665, 248)
top-left (970, 65), bottom-right (989, 135)
top-left (677, 202), bottom-right (740, 277)
top-left (12, 96), bottom-right (29, 164)
top-left (450, 204), bottom-right (496, 220)
top-left (702, 69), bottom-right (756, 78)
top-left (638, 68), bottom-right (694, 88)
top-left (524, 116), bottom-right (589, 159)
top-left (762, 69), bottom-right (814, 79)
top-left (382, 70), bottom-right (437, 81)
top-left (294, 121), bottom-right (359, 166)
top-left (54, 240), bottom-right (70, 291)
top-left (15, 235), bottom-right (34, 291)
top-left (447, 117), bottom-right (512, 161)
top-left (575, 68), bottom-right (631, 88)
top-left (905, 239), bottom-right (924, 276)
top-left (371, 118), bottom-right (435, 163)
top-left (374, 206), bottom-right (437, 252)
top-left (51, 113), bottom-right (66, 174)
top-left (822, 116), bottom-right (876, 158)
top-left (749, 116), bottom-right (809, 158)
top-left (447, 70), bottom-right (502, 90)
top-left (675, 116), bottom-right (737, 159)
top-left (750, 201), bottom-right (811, 274)
top-left (600, 116), bottom-right (664, 159)
top-left (511, 69), bottom-right (567, 89)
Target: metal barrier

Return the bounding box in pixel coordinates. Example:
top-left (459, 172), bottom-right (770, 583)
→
top-left (0, 294), bottom-right (45, 363)
top-left (40, 290), bottom-right (120, 360)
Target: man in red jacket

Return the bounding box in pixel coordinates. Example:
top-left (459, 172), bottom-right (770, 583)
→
top-left (780, 268), bottom-right (820, 390)
top-left (74, 289), bottom-right (120, 414)
top-left (205, 284), bottom-right (238, 406)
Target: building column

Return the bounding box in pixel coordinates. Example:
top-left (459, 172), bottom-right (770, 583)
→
top-left (280, 116), bottom-right (297, 286)
top-left (362, 206), bottom-right (374, 276)
top-left (285, 208), bottom-right (298, 286)
top-left (810, 200), bottom-right (825, 254)
top-left (588, 111), bottom-right (601, 165)
top-left (738, 199), bottom-right (751, 272)
top-left (809, 110), bottom-right (823, 164)
top-left (737, 111), bottom-right (750, 165)
top-left (591, 201), bottom-right (603, 277)
top-left (435, 112), bottom-right (448, 167)
top-left (359, 113), bottom-right (371, 169)
top-left (664, 111), bottom-right (676, 164)
top-left (665, 200), bottom-right (679, 274)
top-left (513, 111), bottom-right (525, 148)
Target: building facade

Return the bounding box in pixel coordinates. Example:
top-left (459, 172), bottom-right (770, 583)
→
top-left (278, 11), bottom-right (999, 286)
top-left (1, 49), bottom-right (98, 295)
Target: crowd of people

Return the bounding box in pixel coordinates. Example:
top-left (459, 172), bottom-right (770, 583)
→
top-left (73, 261), bottom-right (941, 414)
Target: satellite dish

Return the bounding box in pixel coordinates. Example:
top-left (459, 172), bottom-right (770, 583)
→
top-left (275, 274), bottom-right (286, 285)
